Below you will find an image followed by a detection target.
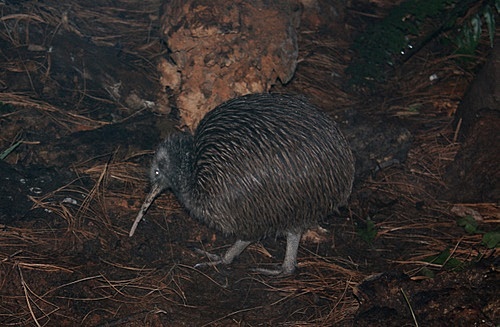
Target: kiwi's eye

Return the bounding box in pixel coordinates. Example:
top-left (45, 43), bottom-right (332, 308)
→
top-left (155, 169), bottom-right (160, 176)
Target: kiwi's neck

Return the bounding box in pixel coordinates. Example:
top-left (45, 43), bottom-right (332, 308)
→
top-left (168, 133), bottom-right (196, 209)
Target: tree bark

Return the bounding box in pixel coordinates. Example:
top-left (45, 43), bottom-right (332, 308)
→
top-left (444, 38), bottom-right (500, 202)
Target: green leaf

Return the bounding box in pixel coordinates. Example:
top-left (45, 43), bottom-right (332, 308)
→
top-left (457, 215), bottom-right (479, 234)
top-left (0, 141), bottom-right (22, 160)
top-left (424, 248), bottom-right (463, 270)
top-left (483, 5), bottom-right (496, 48)
top-left (357, 219), bottom-right (378, 244)
top-left (470, 14), bottom-right (482, 44)
top-left (420, 267), bottom-right (435, 278)
top-left (482, 231), bottom-right (500, 249)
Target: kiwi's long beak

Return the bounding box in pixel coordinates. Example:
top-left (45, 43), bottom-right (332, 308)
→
top-left (129, 183), bottom-right (163, 237)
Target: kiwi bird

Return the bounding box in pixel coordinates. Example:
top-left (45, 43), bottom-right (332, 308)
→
top-left (130, 93), bottom-right (355, 275)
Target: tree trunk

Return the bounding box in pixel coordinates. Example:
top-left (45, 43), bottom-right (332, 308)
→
top-left (444, 38), bottom-right (500, 202)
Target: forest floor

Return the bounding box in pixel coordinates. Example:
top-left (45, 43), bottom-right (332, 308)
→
top-left (0, 1), bottom-right (498, 326)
